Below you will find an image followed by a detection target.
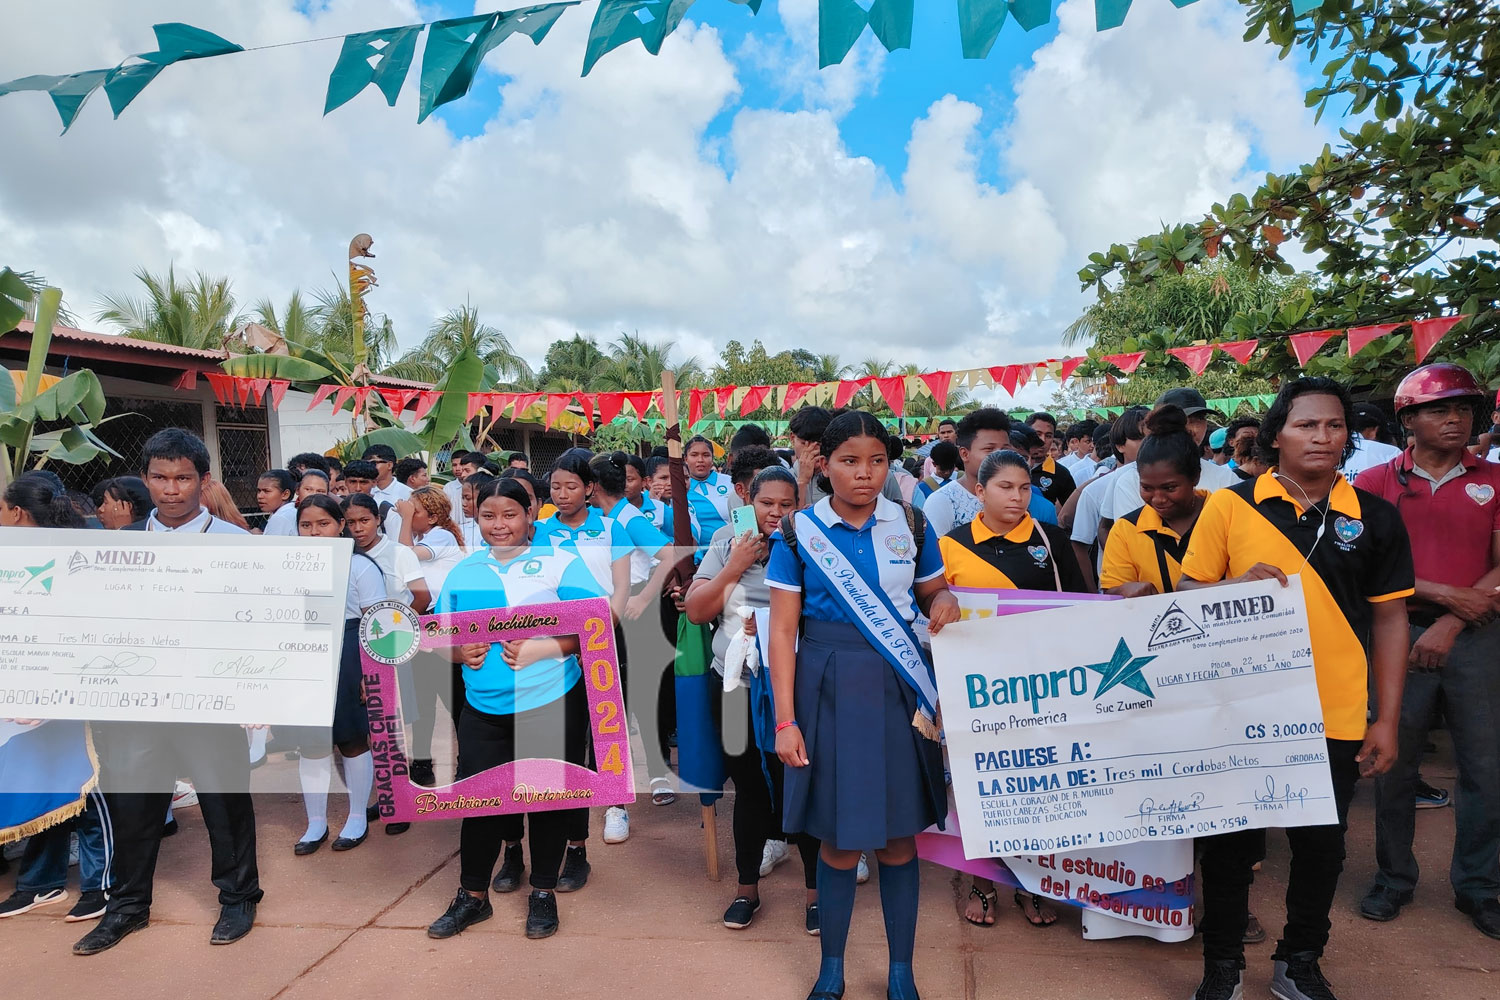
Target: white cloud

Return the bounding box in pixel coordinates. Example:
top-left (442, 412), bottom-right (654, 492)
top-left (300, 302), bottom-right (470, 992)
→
top-left (0, 0), bottom-right (1329, 383)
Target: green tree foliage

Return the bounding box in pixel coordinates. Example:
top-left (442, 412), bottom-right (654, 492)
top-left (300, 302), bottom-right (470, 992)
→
top-left (589, 332), bottom-right (704, 392)
top-left (385, 302), bottom-right (532, 386)
top-left (96, 266), bottom-right (245, 351)
top-left (1078, 0), bottom-right (1498, 392)
top-left (713, 339), bottom-right (819, 388)
top-left (534, 334), bottom-right (607, 390)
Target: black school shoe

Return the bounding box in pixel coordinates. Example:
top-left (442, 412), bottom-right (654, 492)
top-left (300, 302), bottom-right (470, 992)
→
top-left (409, 758), bottom-right (436, 787)
top-left (72, 911), bottom-right (149, 956)
top-left (427, 889), bottom-right (493, 939)
top-left (525, 890), bottom-right (559, 939)
top-left (1457, 897), bottom-right (1500, 940)
top-left (722, 896), bottom-right (760, 929)
top-left (210, 901), bottom-right (257, 945)
top-left (1190, 960), bottom-right (1243, 1000)
top-left (492, 844), bottom-right (525, 893)
top-left (65, 890), bottom-right (110, 922)
top-left (1358, 884), bottom-right (1412, 922)
top-left (555, 846), bottom-right (590, 892)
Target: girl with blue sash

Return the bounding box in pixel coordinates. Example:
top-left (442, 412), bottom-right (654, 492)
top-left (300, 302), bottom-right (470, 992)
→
top-left (766, 411), bottom-right (962, 1000)
top-left (685, 434), bottom-right (735, 541)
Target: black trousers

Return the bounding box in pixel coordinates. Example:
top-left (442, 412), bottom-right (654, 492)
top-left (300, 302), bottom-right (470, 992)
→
top-left (457, 681), bottom-right (589, 892)
top-left (94, 722), bottom-right (262, 919)
top-left (411, 653), bottom-right (467, 761)
top-left (711, 683), bottom-right (820, 888)
top-left (1199, 738), bottom-right (1361, 964)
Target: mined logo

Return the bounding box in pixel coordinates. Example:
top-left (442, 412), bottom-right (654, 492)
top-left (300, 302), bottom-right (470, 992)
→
top-left (359, 600), bottom-right (420, 665)
top-left (1, 560), bottom-right (55, 596)
top-left (965, 638), bottom-right (1157, 713)
top-left (1147, 601), bottom-right (1207, 649)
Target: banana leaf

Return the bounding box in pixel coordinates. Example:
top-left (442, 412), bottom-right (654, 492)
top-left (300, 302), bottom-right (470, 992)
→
top-left (220, 353), bottom-right (333, 382)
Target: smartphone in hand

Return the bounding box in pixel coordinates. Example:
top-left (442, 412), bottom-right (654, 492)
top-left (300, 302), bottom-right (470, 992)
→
top-left (730, 504), bottom-right (758, 538)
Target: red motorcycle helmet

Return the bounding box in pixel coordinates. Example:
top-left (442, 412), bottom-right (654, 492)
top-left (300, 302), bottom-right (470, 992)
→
top-left (1393, 362), bottom-right (1485, 414)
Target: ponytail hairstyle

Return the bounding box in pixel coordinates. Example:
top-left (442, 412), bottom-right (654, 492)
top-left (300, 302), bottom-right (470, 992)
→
top-left (616, 452), bottom-right (647, 478)
top-left (1136, 405), bottom-right (1203, 483)
top-left (95, 476), bottom-right (153, 522)
top-left (976, 448), bottom-right (1032, 488)
top-left (3, 476), bottom-right (86, 528)
top-left (410, 485), bottom-right (465, 552)
top-left (814, 410), bottom-right (890, 496)
top-left (551, 447), bottom-right (597, 485)
top-left (749, 464), bottom-right (798, 501)
top-left (589, 451), bottom-right (629, 498)
top-left (259, 469), bottom-right (296, 501)
top-left (342, 492), bottom-right (384, 533)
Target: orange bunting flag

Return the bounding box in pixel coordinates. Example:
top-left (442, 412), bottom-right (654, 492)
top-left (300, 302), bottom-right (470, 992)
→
top-left (875, 375), bottom-right (906, 416)
top-left (411, 390), bottom-right (442, 423)
top-left (545, 393), bottom-right (572, 428)
top-left (1057, 357), bottom-right (1083, 383)
top-left (1412, 315), bottom-right (1467, 364)
top-left (267, 380), bottom-right (291, 409)
top-left (783, 382), bottom-right (816, 412)
top-left (740, 385), bottom-right (771, 416)
top-left (306, 383), bottom-right (338, 411)
top-left (1345, 324), bottom-right (1399, 358)
top-left (1167, 345), bottom-right (1215, 376)
top-left (1289, 330), bottom-right (1338, 367)
top-left (203, 372), bottom-right (232, 404)
top-left (624, 392), bottom-right (655, 419)
top-left (599, 392), bottom-right (626, 426)
top-left (919, 371), bottom-right (951, 410)
top-left (1218, 340), bottom-right (1259, 365)
top-left (248, 378), bottom-right (271, 405)
top-left (1101, 352), bottom-right (1145, 374)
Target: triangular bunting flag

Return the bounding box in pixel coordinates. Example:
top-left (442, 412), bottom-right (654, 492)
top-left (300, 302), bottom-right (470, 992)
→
top-left (1057, 357), bottom-right (1084, 382)
top-left (306, 383), bottom-right (338, 411)
top-left (624, 391), bottom-right (655, 419)
top-left (968, 367), bottom-right (994, 389)
top-left (545, 393), bottom-right (572, 428)
top-left (783, 382), bottom-right (816, 412)
top-left (510, 392), bottom-right (543, 420)
top-left (248, 378), bottom-right (271, 405)
top-left (599, 392), bottom-right (626, 426)
top-left (323, 24), bottom-right (423, 116)
top-left (1218, 340), bottom-right (1259, 365)
top-left (1289, 330), bottom-right (1338, 366)
top-left (1102, 352), bottom-right (1145, 374)
top-left (919, 371), bottom-right (952, 410)
top-left (378, 387), bottom-right (410, 416)
top-left (1167, 345), bottom-right (1215, 376)
top-left (575, 392), bottom-right (595, 430)
top-left (834, 378), bottom-right (869, 409)
top-left (996, 365), bottom-right (1024, 398)
top-left (204, 372), bottom-right (232, 405)
top-left (467, 392), bottom-right (491, 422)
top-left (874, 375), bottom-right (906, 416)
top-left (1411, 315), bottom-right (1466, 364)
top-left (1346, 323), bottom-right (1399, 358)
top-left (267, 380), bottom-right (291, 410)
top-left (411, 390), bottom-right (442, 423)
top-left (686, 389), bottom-right (707, 428)
top-left (351, 386), bottom-right (373, 416)
top-left (489, 392), bottom-right (516, 421)
top-left (740, 385), bottom-right (772, 416)
top-left (712, 385), bottom-right (737, 416)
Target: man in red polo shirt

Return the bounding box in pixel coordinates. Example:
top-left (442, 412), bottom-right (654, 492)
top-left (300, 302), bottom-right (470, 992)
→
top-left (1354, 363), bottom-right (1500, 939)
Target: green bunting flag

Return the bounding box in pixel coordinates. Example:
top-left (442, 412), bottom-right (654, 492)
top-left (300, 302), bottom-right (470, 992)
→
top-left (1007, 0), bottom-right (1053, 33)
top-left (818, 0), bottom-right (914, 69)
top-left (0, 71), bottom-right (108, 132)
top-left (324, 25), bottom-right (424, 115)
top-left (583, 0), bottom-right (698, 77)
top-left (102, 23), bottom-right (243, 118)
top-left (1094, 0), bottom-right (1133, 30)
top-left (956, 0), bottom-right (1007, 58)
top-left (419, 4), bottom-right (575, 122)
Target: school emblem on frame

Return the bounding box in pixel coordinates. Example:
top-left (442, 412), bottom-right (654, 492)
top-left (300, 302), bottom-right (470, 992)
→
top-left (359, 600), bottom-right (421, 666)
top-left (885, 533), bottom-right (913, 558)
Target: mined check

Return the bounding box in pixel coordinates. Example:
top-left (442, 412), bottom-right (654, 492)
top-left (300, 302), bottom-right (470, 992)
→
top-left (932, 577), bottom-right (1337, 858)
top-left (0, 528), bottom-right (351, 726)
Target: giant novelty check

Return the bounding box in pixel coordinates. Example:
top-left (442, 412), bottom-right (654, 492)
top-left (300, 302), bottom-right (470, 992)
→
top-left (0, 528), bottom-right (351, 726)
top-left (932, 577), bottom-right (1337, 859)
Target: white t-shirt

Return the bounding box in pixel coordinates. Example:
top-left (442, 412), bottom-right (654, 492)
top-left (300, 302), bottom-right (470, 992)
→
top-left (1070, 469), bottom-right (1117, 547)
top-left (414, 526), bottom-right (465, 596)
top-left (462, 519), bottom-right (485, 551)
top-left (443, 478), bottom-right (469, 528)
top-left (923, 477), bottom-right (981, 540)
top-left (363, 536), bottom-right (425, 606)
top-left (1340, 435), bottom-right (1402, 483)
top-left (145, 507), bottom-right (247, 535)
top-left (370, 481), bottom-right (412, 505)
top-left (262, 502), bottom-right (298, 537)
top-left (345, 553), bottom-right (388, 620)
top-left (1068, 455), bottom-right (1098, 483)
top-left (1100, 457), bottom-right (1240, 521)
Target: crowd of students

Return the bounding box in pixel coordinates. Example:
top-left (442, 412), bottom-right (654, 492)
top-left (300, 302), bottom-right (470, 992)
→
top-left (3, 364), bottom-right (1500, 1000)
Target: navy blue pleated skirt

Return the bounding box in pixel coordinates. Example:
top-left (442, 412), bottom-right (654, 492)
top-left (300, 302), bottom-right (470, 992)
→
top-left (782, 619), bottom-right (946, 851)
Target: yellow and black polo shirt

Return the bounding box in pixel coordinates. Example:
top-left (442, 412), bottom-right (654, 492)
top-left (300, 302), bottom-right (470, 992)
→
top-left (1099, 491), bottom-right (1209, 594)
top-left (1030, 455), bottom-right (1077, 507)
top-left (939, 514), bottom-right (1090, 593)
top-left (1181, 472), bottom-right (1414, 741)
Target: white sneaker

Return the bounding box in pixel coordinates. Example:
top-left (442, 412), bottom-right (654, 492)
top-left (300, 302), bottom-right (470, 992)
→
top-left (856, 853), bottom-right (870, 884)
top-left (171, 780), bottom-right (198, 810)
top-left (759, 840), bottom-right (791, 877)
top-left (602, 806), bottom-right (630, 844)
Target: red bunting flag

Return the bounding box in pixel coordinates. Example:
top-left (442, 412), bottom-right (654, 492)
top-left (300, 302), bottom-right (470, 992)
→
top-left (1057, 357), bottom-right (1083, 383)
top-left (351, 386), bottom-right (373, 416)
top-left (1289, 330), bottom-right (1339, 367)
top-left (783, 382), bottom-right (816, 412)
top-left (1101, 352), bottom-right (1145, 374)
top-left (267, 380), bottom-right (291, 410)
top-left (332, 386), bottom-right (358, 414)
top-left (1412, 315), bottom-right (1467, 365)
top-left (545, 393), bottom-right (572, 429)
top-left (834, 378), bottom-right (869, 409)
top-left (306, 383), bottom-right (338, 411)
top-left (919, 371), bottom-right (951, 410)
top-left (466, 392), bottom-right (491, 422)
top-left (740, 386), bottom-right (772, 416)
top-left (686, 389), bottom-right (707, 428)
top-left (624, 392), bottom-right (655, 420)
top-left (995, 365), bottom-right (1025, 397)
top-left (874, 376), bottom-right (906, 417)
top-left (488, 393), bottom-right (516, 421)
top-left (1167, 345), bottom-right (1215, 376)
top-left (712, 385), bottom-right (737, 416)
top-left (1218, 340), bottom-right (1259, 365)
top-left (204, 372), bottom-right (232, 404)
top-left (411, 390), bottom-right (442, 423)
top-left (1345, 324), bottom-right (1399, 358)
top-left (597, 392), bottom-right (625, 426)
top-left (510, 393), bottom-right (542, 420)
top-left (377, 388), bottom-right (409, 416)
top-left (249, 378), bottom-right (271, 405)
top-left (575, 392), bottom-right (596, 430)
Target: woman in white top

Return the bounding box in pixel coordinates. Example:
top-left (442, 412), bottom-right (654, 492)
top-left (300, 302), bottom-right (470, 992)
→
top-left (290, 495), bottom-right (387, 855)
top-left (257, 470), bottom-right (299, 536)
top-left (344, 493), bottom-right (432, 613)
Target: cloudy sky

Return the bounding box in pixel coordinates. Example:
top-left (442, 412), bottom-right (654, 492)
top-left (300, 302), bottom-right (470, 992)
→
top-left (0, 0), bottom-right (1332, 379)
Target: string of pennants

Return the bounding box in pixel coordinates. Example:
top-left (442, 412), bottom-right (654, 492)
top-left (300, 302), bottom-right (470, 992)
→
top-left (205, 314), bottom-right (1467, 431)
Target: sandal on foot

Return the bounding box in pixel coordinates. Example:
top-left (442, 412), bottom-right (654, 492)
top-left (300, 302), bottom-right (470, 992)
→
top-left (650, 776), bottom-right (676, 806)
top-left (965, 885), bottom-right (997, 926)
top-left (1014, 891), bottom-right (1057, 927)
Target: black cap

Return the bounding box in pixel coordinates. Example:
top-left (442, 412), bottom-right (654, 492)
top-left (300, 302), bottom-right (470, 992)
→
top-left (1154, 387), bottom-right (1209, 416)
top-left (1352, 402), bottom-right (1385, 429)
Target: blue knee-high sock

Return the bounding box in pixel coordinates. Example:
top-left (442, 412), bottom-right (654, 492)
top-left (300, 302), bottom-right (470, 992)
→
top-left (814, 857), bottom-right (857, 993)
top-left (879, 857), bottom-right (921, 999)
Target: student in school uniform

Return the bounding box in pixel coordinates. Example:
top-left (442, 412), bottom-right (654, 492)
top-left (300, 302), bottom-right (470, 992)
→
top-left (1178, 378), bottom-right (1413, 1000)
top-left (459, 472), bottom-right (495, 551)
top-left (342, 460), bottom-right (404, 537)
top-left (443, 451), bottom-right (481, 535)
top-left (534, 449), bottom-right (632, 851)
top-left (92, 476), bottom-right (153, 530)
top-left (394, 457), bottom-right (430, 492)
top-left (684, 435), bottom-right (736, 540)
top-left (767, 411), bottom-right (961, 1000)
top-left (924, 408), bottom-right (1057, 540)
top-left (295, 468), bottom-right (330, 502)
top-left (257, 469), bottom-right (298, 536)
top-left (344, 493), bottom-right (431, 612)
top-left (500, 468), bottom-right (547, 521)
top-left (397, 486), bottom-right (469, 789)
top-left (74, 429), bottom-right (262, 956)
top-left (424, 478), bottom-right (605, 942)
top-left (687, 457), bottom-right (818, 933)
top-left (363, 445), bottom-right (412, 506)
top-left (286, 494), bottom-right (388, 857)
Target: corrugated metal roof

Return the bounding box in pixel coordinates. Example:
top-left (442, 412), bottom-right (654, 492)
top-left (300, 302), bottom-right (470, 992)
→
top-left (12, 320), bottom-right (232, 360)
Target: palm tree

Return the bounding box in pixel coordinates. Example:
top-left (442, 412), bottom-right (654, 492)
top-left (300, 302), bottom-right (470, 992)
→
top-left (251, 290), bottom-right (322, 347)
top-left (533, 334), bottom-right (606, 390)
top-left (385, 302), bottom-right (532, 386)
top-left (791, 350), bottom-right (848, 382)
top-left (588, 332), bottom-right (704, 392)
top-left (308, 283), bottom-right (399, 373)
top-left (9, 271), bottom-right (78, 327)
top-left (96, 266), bottom-right (244, 350)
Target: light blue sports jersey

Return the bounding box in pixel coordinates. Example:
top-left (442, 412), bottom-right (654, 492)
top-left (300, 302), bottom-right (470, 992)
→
top-left (533, 507), bottom-right (632, 596)
top-left (436, 544), bottom-right (604, 714)
top-left (607, 497), bottom-right (669, 585)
